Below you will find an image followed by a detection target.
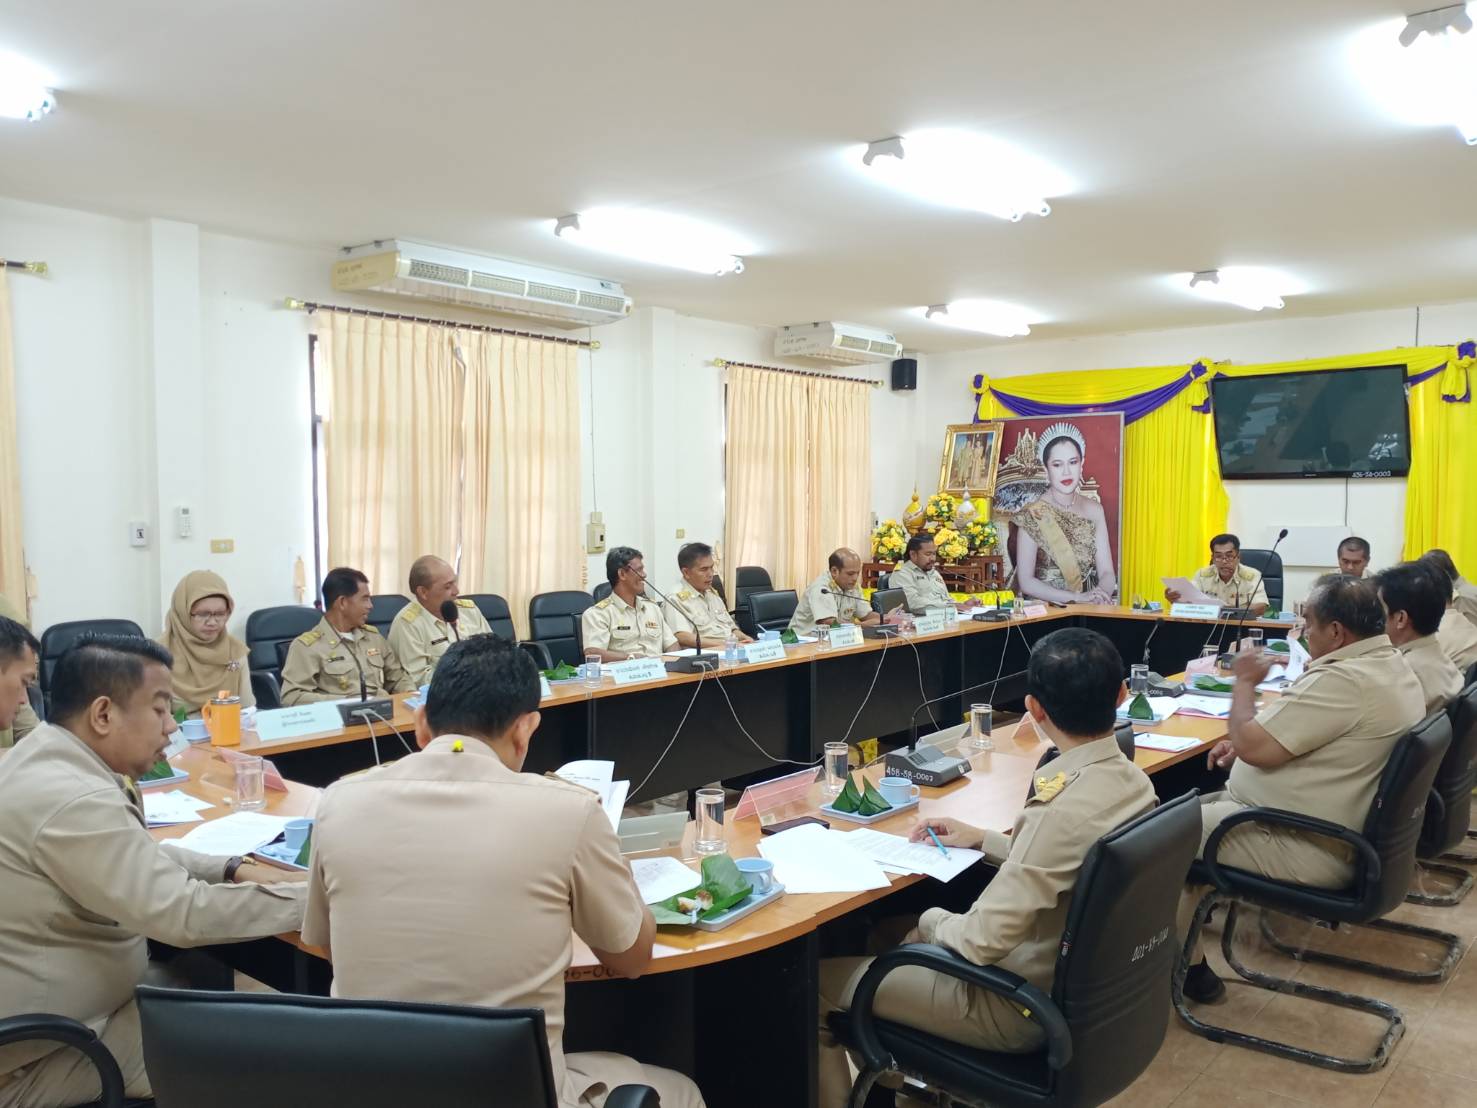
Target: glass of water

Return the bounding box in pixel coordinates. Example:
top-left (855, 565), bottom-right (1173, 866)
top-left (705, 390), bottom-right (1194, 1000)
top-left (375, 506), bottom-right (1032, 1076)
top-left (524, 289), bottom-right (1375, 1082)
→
top-left (1129, 664), bottom-right (1149, 696)
top-left (966, 702), bottom-right (994, 752)
top-left (694, 788), bottom-right (727, 855)
top-left (1241, 629), bottom-right (1264, 655)
top-left (583, 652), bottom-right (603, 688)
top-left (234, 755), bottom-right (266, 812)
top-left (823, 741), bottom-right (849, 796)
top-left (815, 624), bottom-right (831, 652)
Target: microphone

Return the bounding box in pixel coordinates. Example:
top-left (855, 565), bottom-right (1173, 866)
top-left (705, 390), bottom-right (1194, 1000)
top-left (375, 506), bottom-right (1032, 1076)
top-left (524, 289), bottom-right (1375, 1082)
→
top-left (973, 562), bottom-right (1019, 622)
top-left (907, 676), bottom-right (1010, 753)
top-left (822, 586), bottom-right (892, 637)
top-left (1224, 528), bottom-right (1287, 656)
top-left (336, 628), bottom-right (395, 726)
top-left (440, 598), bottom-right (461, 641)
top-left (639, 575), bottom-right (717, 674)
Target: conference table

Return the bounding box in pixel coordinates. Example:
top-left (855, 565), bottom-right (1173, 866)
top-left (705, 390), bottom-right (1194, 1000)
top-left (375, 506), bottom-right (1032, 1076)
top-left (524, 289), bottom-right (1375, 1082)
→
top-left (236, 603), bottom-right (1291, 803)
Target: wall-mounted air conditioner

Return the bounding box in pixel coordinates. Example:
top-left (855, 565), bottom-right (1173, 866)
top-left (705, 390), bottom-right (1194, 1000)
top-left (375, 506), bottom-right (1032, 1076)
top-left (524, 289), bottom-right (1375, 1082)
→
top-left (775, 321), bottom-right (903, 365)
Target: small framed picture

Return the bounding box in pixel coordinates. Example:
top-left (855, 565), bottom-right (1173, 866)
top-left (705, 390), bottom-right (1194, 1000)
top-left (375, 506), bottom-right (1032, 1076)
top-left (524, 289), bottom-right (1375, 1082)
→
top-left (938, 422), bottom-right (1003, 497)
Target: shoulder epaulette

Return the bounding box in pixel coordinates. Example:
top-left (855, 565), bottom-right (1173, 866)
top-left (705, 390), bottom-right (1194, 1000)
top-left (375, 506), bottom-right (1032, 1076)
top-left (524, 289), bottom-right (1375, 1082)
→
top-left (677, 589), bottom-right (694, 601)
top-left (298, 629), bottom-right (322, 646)
top-left (595, 598), bottom-right (610, 609)
top-left (1031, 770), bottom-right (1070, 804)
top-left (456, 597), bottom-right (476, 608)
top-left (364, 624), bottom-right (382, 636)
top-left (398, 605), bottom-right (420, 622)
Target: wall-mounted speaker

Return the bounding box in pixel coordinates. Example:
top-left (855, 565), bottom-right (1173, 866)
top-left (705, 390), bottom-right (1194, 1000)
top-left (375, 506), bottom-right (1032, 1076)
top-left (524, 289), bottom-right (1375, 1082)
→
top-left (891, 357), bottom-right (917, 392)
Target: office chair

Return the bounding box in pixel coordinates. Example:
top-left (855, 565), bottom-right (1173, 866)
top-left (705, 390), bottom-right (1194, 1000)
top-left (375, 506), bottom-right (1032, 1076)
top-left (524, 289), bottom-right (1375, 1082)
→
top-left (1409, 682), bottom-right (1477, 905)
top-left (244, 606), bottom-right (320, 709)
top-left (527, 592), bottom-right (594, 669)
top-left (592, 582), bottom-right (613, 603)
top-left (366, 594), bottom-right (410, 638)
top-left (39, 619), bottom-right (145, 715)
top-left (870, 588), bottom-right (905, 616)
top-left (135, 987), bottom-right (657, 1108)
top-left (732, 566), bottom-right (773, 636)
top-left (0, 1012), bottom-right (151, 1107)
top-left (1175, 710), bottom-right (1455, 1072)
top-left (832, 792), bottom-right (1201, 1107)
top-left (747, 590), bottom-right (798, 634)
top-left (451, 594), bottom-right (553, 669)
top-left (1237, 548), bottom-right (1284, 612)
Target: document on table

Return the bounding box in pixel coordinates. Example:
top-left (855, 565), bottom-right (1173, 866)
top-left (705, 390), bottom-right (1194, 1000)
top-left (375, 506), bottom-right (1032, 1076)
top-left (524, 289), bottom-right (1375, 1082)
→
top-left (172, 812), bottom-right (294, 856)
top-left (757, 823), bottom-right (891, 893)
top-left (1161, 577), bottom-right (1220, 606)
top-left (554, 760), bottom-right (630, 831)
top-left (1133, 733), bottom-right (1204, 754)
top-left (143, 789), bottom-right (215, 827)
top-left (1177, 693), bottom-right (1232, 718)
top-left (835, 827), bottom-right (985, 884)
top-left (630, 857), bottom-right (702, 904)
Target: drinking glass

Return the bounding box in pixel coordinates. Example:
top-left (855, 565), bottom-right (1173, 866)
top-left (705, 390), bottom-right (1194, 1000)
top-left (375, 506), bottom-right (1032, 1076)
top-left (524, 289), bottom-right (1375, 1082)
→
top-left (1129, 664), bottom-right (1150, 697)
top-left (823, 741), bottom-right (849, 796)
top-left (583, 652), bottom-right (603, 688)
top-left (1200, 646), bottom-right (1219, 661)
top-left (966, 702), bottom-right (994, 752)
top-left (1241, 629), bottom-right (1264, 655)
top-left (234, 755), bottom-right (266, 812)
top-left (694, 788), bottom-right (727, 855)
top-left (815, 624), bottom-right (832, 652)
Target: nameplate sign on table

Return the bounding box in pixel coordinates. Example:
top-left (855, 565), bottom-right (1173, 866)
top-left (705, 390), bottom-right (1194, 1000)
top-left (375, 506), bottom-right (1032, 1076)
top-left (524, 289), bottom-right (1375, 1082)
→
top-left (741, 640), bottom-right (787, 665)
top-left (1170, 603), bottom-right (1222, 621)
top-left (608, 657), bottom-right (668, 686)
top-left (827, 624), bottom-right (864, 649)
top-left (253, 703), bottom-right (345, 743)
top-left (913, 610), bottom-right (951, 635)
top-left (1018, 603), bottom-right (1050, 619)
top-left (540, 675), bottom-right (553, 698)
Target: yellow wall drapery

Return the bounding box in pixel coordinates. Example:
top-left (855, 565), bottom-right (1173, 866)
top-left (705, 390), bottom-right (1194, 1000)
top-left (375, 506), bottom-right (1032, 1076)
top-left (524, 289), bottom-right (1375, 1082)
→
top-left (0, 271), bottom-right (27, 616)
top-left (1404, 347), bottom-right (1476, 571)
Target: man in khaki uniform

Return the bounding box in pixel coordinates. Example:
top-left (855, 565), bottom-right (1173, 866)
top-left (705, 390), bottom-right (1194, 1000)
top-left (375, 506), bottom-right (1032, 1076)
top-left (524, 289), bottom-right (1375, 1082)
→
top-left (281, 566), bottom-right (413, 705)
top-left (0, 595), bottom-right (38, 749)
top-left (789, 548), bottom-right (882, 637)
top-left (581, 547), bottom-right (677, 662)
top-left (0, 634), bottom-right (305, 1108)
top-left (1180, 574), bottom-right (1424, 1002)
top-left (304, 636), bottom-right (703, 1108)
top-left (662, 542), bottom-right (749, 649)
top-left (819, 629), bottom-right (1155, 1105)
top-left (1376, 561), bottom-right (1463, 714)
top-left (1419, 549), bottom-right (1477, 669)
top-left (1456, 575), bottom-right (1477, 629)
top-left (889, 534), bottom-right (979, 615)
top-left (1337, 536), bottom-right (1372, 578)
top-left (387, 555), bottom-right (494, 687)
top-left (1166, 533), bottom-right (1268, 616)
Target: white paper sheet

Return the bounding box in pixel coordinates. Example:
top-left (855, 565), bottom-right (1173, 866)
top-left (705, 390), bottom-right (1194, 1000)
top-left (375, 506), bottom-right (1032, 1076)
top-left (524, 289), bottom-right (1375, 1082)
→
top-left (630, 857), bottom-right (702, 904)
top-left (1161, 576), bottom-right (1221, 606)
top-left (1176, 694), bottom-right (1233, 718)
top-left (835, 827), bottom-right (985, 884)
top-left (143, 789), bottom-right (214, 826)
top-left (1133, 733), bottom-right (1205, 754)
top-left (555, 760), bottom-right (630, 831)
top-left (172, 812), bottom-right (293, 856)
top-left (756, 823), bottom-right (891, 893)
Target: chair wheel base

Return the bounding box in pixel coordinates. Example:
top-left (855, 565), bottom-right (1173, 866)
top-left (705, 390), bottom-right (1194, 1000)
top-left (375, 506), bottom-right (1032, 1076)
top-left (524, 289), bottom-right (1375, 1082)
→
top-left (1407, 860), bottom-right (1474, 907)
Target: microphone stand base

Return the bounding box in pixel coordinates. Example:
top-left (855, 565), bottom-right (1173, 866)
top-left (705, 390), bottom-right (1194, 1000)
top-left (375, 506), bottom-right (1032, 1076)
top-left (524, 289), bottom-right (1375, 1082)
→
top-left (665, 653), bottom-right (720, 674)
top-left (338, 697), bottom-right (395, 725)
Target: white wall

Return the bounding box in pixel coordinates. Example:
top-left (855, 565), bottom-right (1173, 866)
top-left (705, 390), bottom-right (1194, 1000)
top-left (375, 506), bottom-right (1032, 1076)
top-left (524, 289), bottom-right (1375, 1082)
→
top-left (923, 301), bottom-right (1477, 598)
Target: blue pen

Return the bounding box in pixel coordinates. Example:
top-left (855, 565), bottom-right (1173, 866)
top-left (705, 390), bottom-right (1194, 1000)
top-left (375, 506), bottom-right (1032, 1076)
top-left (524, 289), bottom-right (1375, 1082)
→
top-left (925, 827), bottom-right (950, 858)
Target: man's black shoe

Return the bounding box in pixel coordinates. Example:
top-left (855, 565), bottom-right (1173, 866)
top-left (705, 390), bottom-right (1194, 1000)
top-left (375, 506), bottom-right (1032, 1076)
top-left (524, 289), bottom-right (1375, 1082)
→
top-left (1183, 958), bottom-right (1227, 1003)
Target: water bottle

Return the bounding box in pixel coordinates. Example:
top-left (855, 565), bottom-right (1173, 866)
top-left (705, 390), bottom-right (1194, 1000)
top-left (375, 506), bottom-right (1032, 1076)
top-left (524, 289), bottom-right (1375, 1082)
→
top-left (723, 632), bottom-right (739, 668)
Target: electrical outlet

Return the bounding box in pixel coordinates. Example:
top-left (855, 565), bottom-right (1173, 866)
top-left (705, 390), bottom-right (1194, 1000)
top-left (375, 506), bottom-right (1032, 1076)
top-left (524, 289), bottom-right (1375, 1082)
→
top-left (128, 521), bottom-right (149, 548)
top-left (675, 528), bottom-right (685, 539)
top-left (210, 539), bottom-right (235, 554)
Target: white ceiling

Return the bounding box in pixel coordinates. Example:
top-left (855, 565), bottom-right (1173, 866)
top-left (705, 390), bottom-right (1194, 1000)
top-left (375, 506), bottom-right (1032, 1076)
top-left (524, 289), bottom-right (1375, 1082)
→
top-left (1, 0), bottom-right (1472, 351)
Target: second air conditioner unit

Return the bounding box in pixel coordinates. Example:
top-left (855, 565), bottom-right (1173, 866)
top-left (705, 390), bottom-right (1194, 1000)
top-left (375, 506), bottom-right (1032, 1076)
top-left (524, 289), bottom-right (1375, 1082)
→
top-left (775, 322), bottom-right (903, 365)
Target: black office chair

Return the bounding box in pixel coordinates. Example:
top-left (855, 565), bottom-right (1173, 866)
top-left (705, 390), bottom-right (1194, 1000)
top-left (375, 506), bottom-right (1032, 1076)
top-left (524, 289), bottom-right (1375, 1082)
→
top-left (1411, 681), bottom-right (1477, 905)
top-left (1026, 725), bottom-right (1136, 801)
top-left (877, 572), bottom-right (892, 591)
top-left (0, 1012), bottom-right (151, 1107)
top-left (39, 619), bottom-right (145, 713)
top-left (1175, 710), bottom-right (1455, 1072)
top-left (1467, 660), bottom-right (1477, 687)
top-left (528, 591), bottom-right (594, 669)
top-left (456, 594), bottom-right (553, 669)
top-left (712, 573), bottom-right (727, 606)
top-left (1238, 548), bottom-right (1284, 612)
top-left (832, 792), bottom-right (1201, 1108)
top-left (748, 589), bottom-right (798, 634)
top-left (135, 987), bottom-right (656, 1108)
top-left (244, 606), bottom-right (320, 710)
top-left (732, 566), bottom-right (773, 637)
top-left (25, 681), bottom-right (43, 724)
top-left (592, 582), bottom-right (613, 603)
top-left (367, 594), bottom-right (410, 637)
top-left (870, 588), bottom-right (905, 616)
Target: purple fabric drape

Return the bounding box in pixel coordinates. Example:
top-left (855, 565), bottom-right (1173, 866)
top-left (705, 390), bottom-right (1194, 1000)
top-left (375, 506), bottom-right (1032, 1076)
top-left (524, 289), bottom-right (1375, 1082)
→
top-left (983, 363), bottom-right (1207, 426)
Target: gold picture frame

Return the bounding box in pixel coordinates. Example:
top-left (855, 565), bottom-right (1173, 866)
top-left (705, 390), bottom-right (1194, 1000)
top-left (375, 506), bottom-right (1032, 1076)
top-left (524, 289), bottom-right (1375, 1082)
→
top-left (938, 422), bottom-right (1004, 498)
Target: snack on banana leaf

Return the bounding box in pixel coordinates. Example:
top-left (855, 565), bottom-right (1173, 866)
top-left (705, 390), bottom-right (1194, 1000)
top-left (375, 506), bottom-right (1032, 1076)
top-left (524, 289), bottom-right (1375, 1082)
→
top-left (780, 628), bottom-right (799, 645)
top-left (541, 661), bottom-right (581, 681)
top-left (857, 778), bottom-right (894, 817)
top-left (831, 772), bottom-right (864, 813)
top-left (1126, 692), bottom-right (1155, 720)
top-left (1191, 674), bottom-right (1234, 693)
top-left (649, 855), bottom-right (753, 925)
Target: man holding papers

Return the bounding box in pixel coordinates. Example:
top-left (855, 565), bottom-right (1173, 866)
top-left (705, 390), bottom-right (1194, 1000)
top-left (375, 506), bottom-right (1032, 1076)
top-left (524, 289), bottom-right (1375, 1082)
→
top-left (1165, 533), bottom-right (1268, 617)
top-left (303, 634), bottom-right (703, 1108)
top-left (818, 629), bottom-right (1154, 1105)
top-left (1178, 575), bottom-right (1424, 1003)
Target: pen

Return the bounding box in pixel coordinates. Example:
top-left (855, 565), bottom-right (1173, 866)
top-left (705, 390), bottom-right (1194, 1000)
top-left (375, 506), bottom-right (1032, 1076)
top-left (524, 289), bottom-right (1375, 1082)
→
top-left (925, 827), bottom-right (950, 858)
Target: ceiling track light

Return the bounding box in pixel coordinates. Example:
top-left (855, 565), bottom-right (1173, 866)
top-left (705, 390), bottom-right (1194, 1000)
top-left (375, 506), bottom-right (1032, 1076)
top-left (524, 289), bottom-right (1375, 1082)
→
top-left (1400, 4), bottom-right (1473, 46)
top-left (551, 208), bottom-right (747, 276)
top-left (920, 299), bottom-right (1035, 338)
top-left (1187, 268), bottom-right (1288, 311)
top-left (856, 128), bottom-right (1065, 221)
top-left (0, 49), bottom-right (57, 122)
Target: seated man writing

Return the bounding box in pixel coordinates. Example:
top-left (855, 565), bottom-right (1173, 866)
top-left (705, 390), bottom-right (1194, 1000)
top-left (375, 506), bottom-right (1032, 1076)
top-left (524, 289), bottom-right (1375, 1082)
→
top-left (1165, 533), bottom-right (1268, 618)
top-left (1179, 574), bottom-right (1425, 1001)
top-left (818, 628), bottom-right (1155, 1106)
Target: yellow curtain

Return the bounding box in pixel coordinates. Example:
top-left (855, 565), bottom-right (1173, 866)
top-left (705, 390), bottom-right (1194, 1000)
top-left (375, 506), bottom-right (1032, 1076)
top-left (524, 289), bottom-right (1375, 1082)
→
top-left (316, 312), bottom-right (464, 595)
top-left (725, 367), bottom-right (811, 591)
top-left (461, 333), bottom-right (582, 637)
top-left (0, 271), bottom-right (25, 616)
top-left (1404, 348), bottom-right (1477, 568)
top-left (808, 375), bottom-right (874, 574)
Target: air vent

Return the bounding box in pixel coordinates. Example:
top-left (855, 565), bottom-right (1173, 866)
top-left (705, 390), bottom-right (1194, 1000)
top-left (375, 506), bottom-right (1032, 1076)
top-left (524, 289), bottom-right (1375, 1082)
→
top-left (407, 259), bottom-right (470, 286)
top-left (527, 282), bottom-right (580, 306)
top-left (471, 271), bottom-right (528, 296)
top-left (579, 291), bottom-right (629, 314)
top-left (837, 335), bottom-right (872, 352)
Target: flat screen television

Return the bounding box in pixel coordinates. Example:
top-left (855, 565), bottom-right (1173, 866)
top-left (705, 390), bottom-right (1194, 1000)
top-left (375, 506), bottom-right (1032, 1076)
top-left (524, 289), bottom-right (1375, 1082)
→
top-left (1210, 364), bottom-right (1411, 480)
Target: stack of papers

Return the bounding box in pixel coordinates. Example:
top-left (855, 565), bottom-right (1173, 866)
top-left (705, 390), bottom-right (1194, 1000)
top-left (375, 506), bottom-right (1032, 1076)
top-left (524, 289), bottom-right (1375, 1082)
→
top-left (1134, 733), bottom-right (1204, 754)
top-left (1176, 694), bottom-right (1233, 719)
top-left (757, 823), bottom-right (891, 893)
top-left (170, 812), bottom-right (295, 856)
top-left (836, 827), bottom-right (985, 883)
top-left (1161, 576), bottom-right (1221, 606)
top-left (555, 760), bottom-right (630, 831)
top-left (143, 790), bottom-right (215, 826)
top-left (630, 857), bottom-right (701, 904)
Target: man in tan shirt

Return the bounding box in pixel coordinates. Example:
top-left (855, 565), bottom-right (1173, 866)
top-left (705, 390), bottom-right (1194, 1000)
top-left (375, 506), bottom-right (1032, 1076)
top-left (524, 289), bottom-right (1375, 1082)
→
top-left (1180, 574), bottom-right (1425, 1002)
top-left (819, 628), bottom-right (1155, 1104)
top-left (1423, 550), bottom-right (1477, 669)
top-left (1166, 533), bottom-right (1269, 616)
top-left (281, 566), bottom-right (414, 705)
top-left (789, 548), bottom-right (882, 637)
top-left (387, 555), bottom-right (495, 686)
top-left (581, 546), bottom-right (678, 662)
top-left (662, 542), bottom-right (750, 649)
top-left (1337, 536), bottom-right (1372, 578)
top-left (304, 635), bottom-right (703, 1108)
top-left (1376, 561), bottom-right (1463, 714)
top-left (0, 634), bottom-right (306, 1108)
top-left (889, 534), bottom-right (980, 615)
top-left (0, 596), bottom-right (39, 749)
top-left (0, 615), bottom-right (38, 753)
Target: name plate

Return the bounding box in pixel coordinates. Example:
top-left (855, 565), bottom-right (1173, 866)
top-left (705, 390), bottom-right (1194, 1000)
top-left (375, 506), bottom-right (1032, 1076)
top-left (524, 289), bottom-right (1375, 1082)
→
top-left (254, 703), bottom-right (345, 742)
top-left (540, 675), bottom-right (553, 698)
top-left (913, 610), bottom-right (950, 635)
top-left (1170, 603), bottom-right (1222, 620)
top-left (1019, 603), bottom-right (1049, 619)
top-left (608, 657), bottom-right (668, 686)
top-left (741, 640), bottom-right (787, 664)
top-left (827, 623), bottom-right (864, 649)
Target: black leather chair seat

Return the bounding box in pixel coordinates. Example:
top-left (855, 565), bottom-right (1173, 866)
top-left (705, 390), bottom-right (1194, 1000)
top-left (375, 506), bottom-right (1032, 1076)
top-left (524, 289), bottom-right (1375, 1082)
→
top-left (1187, 857), bottom-right (1362, 921)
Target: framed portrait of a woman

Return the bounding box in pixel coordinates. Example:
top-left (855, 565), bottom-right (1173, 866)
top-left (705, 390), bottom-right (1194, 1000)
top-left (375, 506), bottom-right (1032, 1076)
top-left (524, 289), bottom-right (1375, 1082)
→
top-left (938, 422), bottom-right (1003, 498)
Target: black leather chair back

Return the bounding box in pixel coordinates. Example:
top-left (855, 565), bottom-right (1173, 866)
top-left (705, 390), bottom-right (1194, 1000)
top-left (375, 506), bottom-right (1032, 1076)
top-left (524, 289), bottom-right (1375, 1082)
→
top-left (245, 606), bottom-right (320, 673)
top-left (137, 986), bottom-right (559, 1108)
top-left (871, 588), bottom-right (905, 615)
top-left (1467, 661), bottom-right (1477, 687)
top-left (748, 589), bottom-right (798, 633)
top-left (1421, 683), bottom-right (1477, 856)
top-left (528, 591), bottom-right (594, 668)
top-left (464, 594), bottom-right (516, 641)
top-left (877, 572), bottom-right (892, 591)
top-left (368, 594), bottom-right (410, 637)
top-left (1049, 792), bottom-right (1201, 1104)
top-left (592, 582), bottom-right (613, 603)
top-left (1238, 548), bottom-right (1284, 612)
top-left (1361, 710), bottom-right (1454, 918)
top-left (712, 573), bottom-right (727, 606)
top-left (732, 566), bottom-right (774, 635)
top-left (39, 619), bottom-right (145, 705)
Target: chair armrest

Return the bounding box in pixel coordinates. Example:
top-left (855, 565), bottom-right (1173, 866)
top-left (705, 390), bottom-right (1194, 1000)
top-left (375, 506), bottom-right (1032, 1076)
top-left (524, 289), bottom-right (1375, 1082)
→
top-left (604, 1086), bottom-right (660, 1108)
top-left (845, 943), bottom-right (1071, 1073)
top-left (0, 1014), bottom-right (125, 1106)
top-left (517, 640), bottom-right (554, 670)
top-left (250, 670), bottom-right (281, 711)
top-left (1426, 786), bottom-right (1446, 828)
top-left (1202, 806), bottom-right (1382, 890)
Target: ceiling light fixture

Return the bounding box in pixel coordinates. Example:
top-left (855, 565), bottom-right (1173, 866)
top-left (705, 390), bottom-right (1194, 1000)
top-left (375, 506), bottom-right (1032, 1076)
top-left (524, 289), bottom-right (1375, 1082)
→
top-left (1183, 268), bottom-right (1298, 311)
top-left (552, 209), bottom-right (747, 276)
top-left (856, 128), bottom-right (1072, 221)
top-left (0, 50), bottom-right (57, 121)
top-left (921, 300), bottom-right (1036, 338)
top-left (1351, 6), bottom-right (1477, 145)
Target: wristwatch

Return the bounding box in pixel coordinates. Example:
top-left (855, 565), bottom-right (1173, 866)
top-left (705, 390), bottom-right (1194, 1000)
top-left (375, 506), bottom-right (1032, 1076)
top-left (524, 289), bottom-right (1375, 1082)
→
top-left (223, 855), bottom-right (247, 882)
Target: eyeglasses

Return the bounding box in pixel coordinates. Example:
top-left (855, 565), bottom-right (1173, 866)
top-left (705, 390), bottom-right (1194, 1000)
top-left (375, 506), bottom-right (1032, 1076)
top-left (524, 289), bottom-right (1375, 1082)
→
top-left (191, 611), bottom-right (229, 625)
top-left (1211, 550), bottom-right (1240, 562)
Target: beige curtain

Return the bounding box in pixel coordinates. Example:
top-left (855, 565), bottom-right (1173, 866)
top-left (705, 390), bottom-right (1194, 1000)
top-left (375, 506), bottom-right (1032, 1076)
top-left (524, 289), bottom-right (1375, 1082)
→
top-left (461, 333), bottom-right (582, 636)
top-left (317, 312), bottom-right (464, 594)
top-left (725, 366), bottom-right (871, 592)
top-left (0, 272), bottom-right (25, 615)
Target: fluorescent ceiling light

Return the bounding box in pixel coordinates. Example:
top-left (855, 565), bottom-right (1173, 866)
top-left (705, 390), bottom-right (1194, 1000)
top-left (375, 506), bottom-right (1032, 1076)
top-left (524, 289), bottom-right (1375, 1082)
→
top-left (1180, 267), bottom-right (1302, 312)
top-left (920, 300), bottom-right (1036, 338)
top-left (854, 128), bottom-right (1073, 221)
top-left (552, 209), bottom-right (748, 276)
top-left (0, 50), bottom-right (57, 121)
top-left (1350, 6), bottom-right (1477, 144)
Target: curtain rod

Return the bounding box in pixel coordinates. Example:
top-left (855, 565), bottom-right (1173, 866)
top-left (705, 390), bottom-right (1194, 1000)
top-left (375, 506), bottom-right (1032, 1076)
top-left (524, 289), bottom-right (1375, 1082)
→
top-left (2, 260), bottom-right (48, 275)
top-left (712, 357), bottom-right (883, 388)
top-left (283, 298), bottom-right (599, 349)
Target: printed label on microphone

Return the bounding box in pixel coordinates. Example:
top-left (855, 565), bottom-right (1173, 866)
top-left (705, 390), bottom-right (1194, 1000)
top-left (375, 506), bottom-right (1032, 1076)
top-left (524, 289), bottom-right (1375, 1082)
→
top-left (827, 624), bottom-right (864, 649)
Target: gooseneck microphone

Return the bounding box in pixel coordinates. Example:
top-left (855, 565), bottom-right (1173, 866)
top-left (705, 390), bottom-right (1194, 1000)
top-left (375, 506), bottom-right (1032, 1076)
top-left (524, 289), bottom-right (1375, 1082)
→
top-left (1224, 528), bottom-right (1288, 654)
top-left (440, 599), bottom-right (462, 640)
